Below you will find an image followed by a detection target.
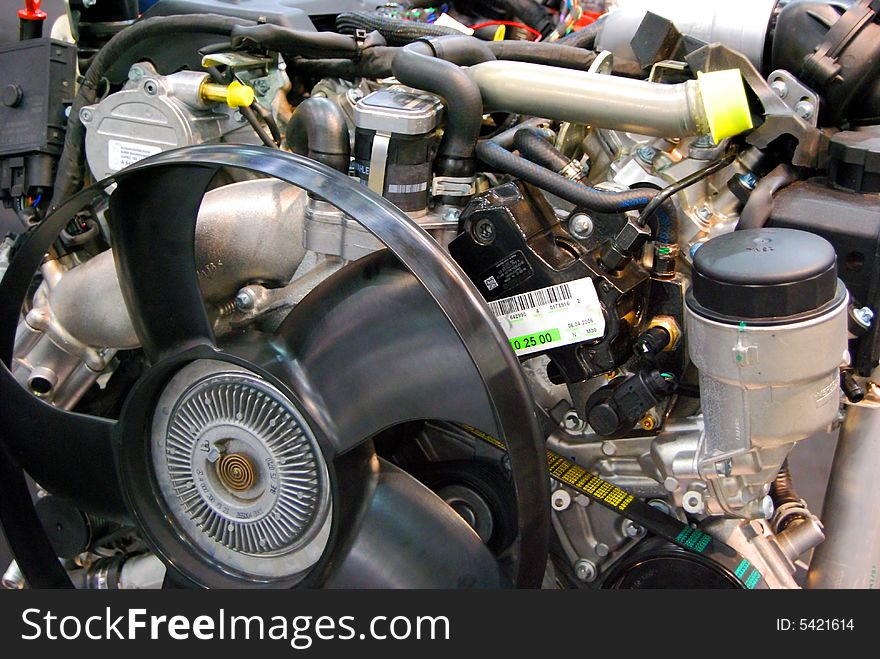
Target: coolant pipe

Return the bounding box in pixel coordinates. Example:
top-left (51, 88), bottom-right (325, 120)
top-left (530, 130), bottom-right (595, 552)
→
top-left (46, 179), bottom-right (308, 349)
top-left (466, 61), bottom-right (754, 142)
top-left (807, 394), bottom-right (880, 589)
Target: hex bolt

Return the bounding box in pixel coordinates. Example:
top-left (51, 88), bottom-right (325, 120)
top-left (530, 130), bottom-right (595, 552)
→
top-left (635, 146), bottom-right (656, 163)
top-left (695, 206), bottom-right (712, 221)
top-left (745, 495), bottom-right (775, 520)
top-left (663, 477), bottom-right (680, 492)
top-left (715, 459), bottom-right (733, 477)
top-left (235, 288), bottom-right (256, 311)
top-left (128, 65), bottom-right (145, 82)
top-left (442, 207), bottom-right (461, 223)
top-left (622, 520), bottom-right (644, 538)
top-left (562, 409), bottom-right (586, 433)
top-left (738, 172), bottom-right (757, 190)
top-left (595, 542), bottom-right (610, 557)
top-left (568, 213), bottom-right (594, 239)
top-left (79, 108), bottom-right (93, 123)
top-left (682, 489), bottom-right (705, 514)
top-left (770, 79), bottom-right (788, 98)
top-left (472, 217), bottom-right (496, 245)
top-left (854, 306), bottom-right (874, 329)
top-left (552, 489), bottom-right (572, 511)
top-left (574, 558), bottom-right (597, 582)
top-left (794, 99), bottom-right (815, 120)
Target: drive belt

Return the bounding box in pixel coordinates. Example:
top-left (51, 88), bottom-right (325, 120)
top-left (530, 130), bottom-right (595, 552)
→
top-left (460, 424), bottom-right (768, 589)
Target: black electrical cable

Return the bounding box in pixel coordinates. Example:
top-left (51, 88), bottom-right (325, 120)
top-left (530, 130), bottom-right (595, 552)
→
top-left (336, 11), bottom-right (460, 45)
top-left (638, 151), bottom-right (738, 227)
top-left (206, 65), bottom-right (277, 149)
top-left (252, 102), bottom-right (282, 145)
top-left (51, 14), bottom-right (254, 210)
top-left (240, 105), bottom-right (278, 149)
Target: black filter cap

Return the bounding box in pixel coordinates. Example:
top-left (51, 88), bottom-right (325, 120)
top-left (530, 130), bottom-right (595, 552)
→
top-left (689, 228), bottom-right (841, 324)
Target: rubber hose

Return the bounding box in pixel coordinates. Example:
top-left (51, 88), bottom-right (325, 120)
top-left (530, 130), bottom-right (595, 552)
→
top-left (476, 140), bottom-right (656, 213)
top-left (230, 23), bottom-right (382, 59)
top-left (487, 40), bottom-right (597, 70)
top-left (392, 41), bottom-right (486, 177)
top-left (51, 14), bottom-right (253, 209)
top-left (336, 11), bottom-right (460, 46)
top-left (498, 0), bottom-right (556, 38)
top-left (286, 97), bottom-right (351, 173)
top-left (488, 117), bottom-right (550, 149)
top-left (558, 14), bottom-right (606, 48)
top-left (513, 126), bottom-right (572, 172)
top-left (510, 126), bottom-right (676, 240)
top-left (736, 164), bottom-right (799, 230)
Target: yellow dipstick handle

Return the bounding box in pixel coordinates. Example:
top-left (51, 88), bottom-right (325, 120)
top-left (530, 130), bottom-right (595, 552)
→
top-left (200, 80), bottom-right (255, 109)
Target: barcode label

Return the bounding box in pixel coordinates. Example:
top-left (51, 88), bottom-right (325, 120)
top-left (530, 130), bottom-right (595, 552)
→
top-left (488, 277), bottom-right (605, 357)
top-left (489, 283), bottom-right (572, 316)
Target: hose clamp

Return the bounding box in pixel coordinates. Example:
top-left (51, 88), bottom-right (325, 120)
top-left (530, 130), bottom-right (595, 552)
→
top-left (432, 175), bottom-right (476, 197)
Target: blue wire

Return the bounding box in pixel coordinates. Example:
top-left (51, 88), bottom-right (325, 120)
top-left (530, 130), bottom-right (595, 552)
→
top-left (31, 194), bottom-right (42, 207)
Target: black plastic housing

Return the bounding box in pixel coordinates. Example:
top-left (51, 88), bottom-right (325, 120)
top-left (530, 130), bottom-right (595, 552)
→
top-left (767, 179), bottom-right (880, 373)
top-left (0, 39), bottom-right (75, 158)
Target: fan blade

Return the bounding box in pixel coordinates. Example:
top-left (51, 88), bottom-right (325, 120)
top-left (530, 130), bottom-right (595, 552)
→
top-left (324, 458), bottom-right (506, 588)
top-left (264, 252), bottom-right (500, 459)
top-left (108, 166), bottom-right (219, 362)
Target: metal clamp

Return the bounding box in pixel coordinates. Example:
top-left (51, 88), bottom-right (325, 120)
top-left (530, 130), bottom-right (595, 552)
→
top-left (432, 175), bottom-right (476, 197)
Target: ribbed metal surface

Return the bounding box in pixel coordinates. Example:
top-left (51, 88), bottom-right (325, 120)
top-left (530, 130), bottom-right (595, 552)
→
top-left (163, 374), bottom-right (322, 555)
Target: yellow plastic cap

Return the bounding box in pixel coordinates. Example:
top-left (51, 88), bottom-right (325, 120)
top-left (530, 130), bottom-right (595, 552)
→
top-left (697, 69), bottom-right (754, 142)
top-left (225, 81), bottom-right (255, 109)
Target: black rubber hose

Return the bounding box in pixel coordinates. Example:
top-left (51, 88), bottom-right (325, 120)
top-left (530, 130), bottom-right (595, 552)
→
top-left (736, 164), bottom-right (799, 230)
top-left (392, 40), bottom-right (487, 177)
top-left (513, 126), bottom-right (572, 172)
top-left (498, 0), bottom-right (556, 38)
top-left (476, 140), bottom-right (657, 213)
top-left (230, 23), bottom-right (378, 59)
top-left (51, 14), bottom-right (253, 209)
top-left (558, 14), bottom-right (606, 48)
top-left (336, 11), bottom-right (460, 46)
top-left (488, 117), bottom-right (550, 149)
top-left (512, 127), bottom-right (678, 240)
top-left (286, 97), bottom-right (351, 173)
top-left (487, 40), bottom-right (597, 70)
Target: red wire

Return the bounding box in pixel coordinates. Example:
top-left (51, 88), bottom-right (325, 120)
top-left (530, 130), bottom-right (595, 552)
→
top-left (468, 20), bottom-right (543, 41)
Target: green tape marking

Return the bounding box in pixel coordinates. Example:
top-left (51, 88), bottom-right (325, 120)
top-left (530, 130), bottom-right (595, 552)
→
top-left (509, 329), bottom-right (561, 351)
top-left (744, 569), bottom-right (762, 590)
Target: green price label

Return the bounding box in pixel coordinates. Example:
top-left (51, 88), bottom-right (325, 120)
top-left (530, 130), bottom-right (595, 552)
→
top-left (509, 329), bottom-right (561, 352)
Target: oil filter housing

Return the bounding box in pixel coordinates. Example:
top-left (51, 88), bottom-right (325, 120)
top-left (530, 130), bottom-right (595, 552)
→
top-left (353, 87), bottom-right (443, 215)
top-left (685, 228), bottom-right (848, 518)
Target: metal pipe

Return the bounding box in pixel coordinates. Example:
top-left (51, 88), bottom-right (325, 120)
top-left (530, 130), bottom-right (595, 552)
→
top-left (467, 60), bottom-right (711, 139)
top-left (807, 394), bottom-right (880, 589)
top-left (596, 0), bottom-right (779, 71)
top-left (47, 178), bottom-right (308, 349)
